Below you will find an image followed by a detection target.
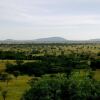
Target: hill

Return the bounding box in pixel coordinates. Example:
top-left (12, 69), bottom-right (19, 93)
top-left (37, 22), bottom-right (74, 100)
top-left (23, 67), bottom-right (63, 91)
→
top-left (34, 37), bottom-right (67, 43)
top-left (0, 37), bottom-right (100, 44)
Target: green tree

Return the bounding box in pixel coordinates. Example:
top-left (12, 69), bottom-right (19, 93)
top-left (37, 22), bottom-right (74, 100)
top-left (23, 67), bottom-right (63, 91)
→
top-left (1, 90), bottom-right (8, 100)
top-left (0, 72), bottom-right (13, 85)
top-left (21, 74), bottom-right (100, 100)
top-left (13, 71), bottom-right (20, 79)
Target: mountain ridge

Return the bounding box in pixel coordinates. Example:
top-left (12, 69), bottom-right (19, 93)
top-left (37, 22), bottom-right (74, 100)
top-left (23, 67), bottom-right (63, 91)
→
top-left (0, 37), bottom-right (100, 44)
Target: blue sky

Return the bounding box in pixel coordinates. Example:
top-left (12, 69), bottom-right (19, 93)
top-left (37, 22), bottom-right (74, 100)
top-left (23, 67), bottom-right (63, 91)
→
top-left (0, 0), bottom-right (100, 40)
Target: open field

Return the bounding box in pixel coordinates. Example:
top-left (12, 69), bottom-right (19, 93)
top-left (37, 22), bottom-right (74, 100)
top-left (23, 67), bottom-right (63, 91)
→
top-left (0, 60), bottom-right (33, 100)
top-left (0, 44), bottom-right (100, 100)
top-left (0, 75), bottom-right (31, 100)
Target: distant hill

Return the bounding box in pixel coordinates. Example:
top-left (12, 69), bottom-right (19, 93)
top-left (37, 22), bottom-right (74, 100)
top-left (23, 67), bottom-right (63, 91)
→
top-left (34, 37), bottom-right (67, 43)
top-left (0, 37), bottom-right (100, 44)
top-left (90, 39), bottom-right (100, 41)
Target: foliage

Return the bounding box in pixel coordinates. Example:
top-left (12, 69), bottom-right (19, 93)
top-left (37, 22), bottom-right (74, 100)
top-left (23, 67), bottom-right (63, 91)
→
top-left (13, 71), bottom-right (20, 78)
top-left (0, 72), bottom-right (13, 84)
top-left (21, 74), bottom-right (100, 100)
top-left (0, 44), bottom-right (100, 100)
top-left (1, 89), bottom-right (8, 100)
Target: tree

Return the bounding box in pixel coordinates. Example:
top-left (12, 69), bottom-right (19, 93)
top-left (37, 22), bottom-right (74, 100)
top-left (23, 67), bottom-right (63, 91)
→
top-left (0, 72), bottom-right (13, 85)
top-left (15, 60), bottom-right (24, 66)
top-left (13, 71), bottom-right (20, 79)
top-left (21, 74), bottom-right (100, 100)
top-left (21, 74), bottom-right (67, 100)
top-left (1, 90), bottom-right (8, 100)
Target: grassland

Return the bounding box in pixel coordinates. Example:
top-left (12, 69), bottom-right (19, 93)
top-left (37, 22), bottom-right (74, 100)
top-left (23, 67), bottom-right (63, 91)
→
top-left (0, 60), bottom-right (100, 100)
top-left (0, 60), bottom-right (32, 100)
top-left (0, 75), bottom-right (31, 100)
top-left (0, 44), bottom-right (100, 100)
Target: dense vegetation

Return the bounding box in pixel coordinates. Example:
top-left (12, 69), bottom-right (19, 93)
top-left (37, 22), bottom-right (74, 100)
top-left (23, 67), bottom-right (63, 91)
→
top-left (22, 74), bottom-right (100, 100)
top-left (0, 44), bottom-right (100, 100)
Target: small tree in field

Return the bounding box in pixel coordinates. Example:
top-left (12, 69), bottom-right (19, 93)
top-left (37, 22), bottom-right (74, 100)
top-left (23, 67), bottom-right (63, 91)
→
top-left (13, 71), bottom-right (20, 79)
top-left (0, 72), bottom-right (13, 85)
top-left (1, 90), bottom-right (8, 100)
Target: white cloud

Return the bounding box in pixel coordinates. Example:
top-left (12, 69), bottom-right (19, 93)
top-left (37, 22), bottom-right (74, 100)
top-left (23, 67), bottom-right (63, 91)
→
top-left (0, 0), bottom-right (100, 40)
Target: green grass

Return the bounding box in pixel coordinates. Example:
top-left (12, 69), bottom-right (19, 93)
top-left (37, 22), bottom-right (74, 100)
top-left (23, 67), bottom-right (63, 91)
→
top-left (0, 60), bottom-right (38, 71)
top-left (94, 69), bottom-right (100, 80)
top-left (0, 60), bottom-right (33, 100)
top-left (0, 60), bottom-right (16, 71)
top-left (0, 70), bottom-right (99, 100)
top-left (0, 75), bottom-right (31, 100)
top-left (0, 60), bottom-right (100, 100)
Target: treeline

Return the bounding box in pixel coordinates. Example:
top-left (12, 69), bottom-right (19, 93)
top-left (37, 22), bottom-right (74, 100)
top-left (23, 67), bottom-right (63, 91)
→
top-left (0, 51), bottom-right (26, 60)
top-left (6, 60), bottom-right (72, 77)
top-left (6, 56), bottom-right (100, 77)
top-left (0, 44), bottom-right (100, 76)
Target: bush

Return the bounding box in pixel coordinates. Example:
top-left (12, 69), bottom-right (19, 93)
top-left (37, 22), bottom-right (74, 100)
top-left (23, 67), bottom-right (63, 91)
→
top-left (21, 74), bottom-right (100, 100)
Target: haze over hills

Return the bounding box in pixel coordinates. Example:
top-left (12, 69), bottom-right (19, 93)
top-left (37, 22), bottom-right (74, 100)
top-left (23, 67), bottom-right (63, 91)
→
top-left (0, 37), bottom-right (100, 44)
top-left (90, 39), bottom-right (100, 41)
top-left (34, 37), bottom-right (67, 43)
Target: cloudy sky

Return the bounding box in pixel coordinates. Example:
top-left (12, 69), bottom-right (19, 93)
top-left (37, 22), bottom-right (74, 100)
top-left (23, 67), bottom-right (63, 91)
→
top-left (0, 0), bottom-right (100, 40)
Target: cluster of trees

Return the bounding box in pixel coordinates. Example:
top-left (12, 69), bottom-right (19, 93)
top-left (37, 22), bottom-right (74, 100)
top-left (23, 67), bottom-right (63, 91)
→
top-left (0, 44), bottom-right (100, 60)
top-left (21, 74), bottom-right (100, 100)
top-left (0, 51), bottom-right (26, 60)
top-left (5, 59), bottom-right (81, 77)
top-left (0, 44), bottom-right (100, 100)
top-left (5, 55), bottom-right (100, 77)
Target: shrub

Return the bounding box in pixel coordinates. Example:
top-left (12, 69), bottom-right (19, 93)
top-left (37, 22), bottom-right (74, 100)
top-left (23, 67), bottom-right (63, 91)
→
top-left (21, 74), bottom-right (100, 100)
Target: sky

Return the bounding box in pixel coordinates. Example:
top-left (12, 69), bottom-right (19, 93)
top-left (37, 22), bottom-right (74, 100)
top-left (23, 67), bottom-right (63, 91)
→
top-left (0, 0), bottom-right (100, 40)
